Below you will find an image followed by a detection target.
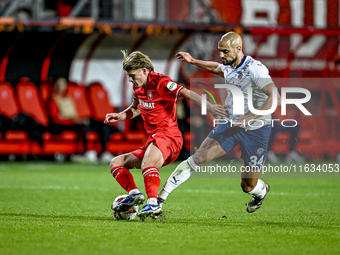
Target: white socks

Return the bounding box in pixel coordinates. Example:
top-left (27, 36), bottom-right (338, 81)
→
top-left (247, 179), bottom-right (266, 198)
top-left (158, 157), bottom-right (266, 203)
top-left (158, 156), bottom-right (198, 200)
top-left (131, 190), bottom-right (158, 205)
top-left (129, 189), bottom-right (140, 195)
top-left (147, 198), bottom-right (158, 205)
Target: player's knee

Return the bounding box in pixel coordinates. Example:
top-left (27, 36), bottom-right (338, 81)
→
top-left (141, 160), bottom-right (162, 170)
top-left (241, 180), bottom-right (255, 193)
top-left (192, 153), bottom-right (208, 166)
top-left (110, 156), bottom-right (123, 170)
top-left (141, 162), bottom-right (149, 169)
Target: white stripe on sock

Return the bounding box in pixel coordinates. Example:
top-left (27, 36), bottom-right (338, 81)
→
top-left (142, 168), bottom-right (158, 177)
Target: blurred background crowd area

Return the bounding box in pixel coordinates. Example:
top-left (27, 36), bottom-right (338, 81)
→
top-left (0, 0), bottom-right (340, 163)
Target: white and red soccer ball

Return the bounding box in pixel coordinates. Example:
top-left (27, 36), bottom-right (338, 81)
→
top-left (111, 195), bottom-right (139, 220)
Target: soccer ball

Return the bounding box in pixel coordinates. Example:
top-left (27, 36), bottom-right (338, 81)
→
top-left (111, 195), bottom-right (139, 220)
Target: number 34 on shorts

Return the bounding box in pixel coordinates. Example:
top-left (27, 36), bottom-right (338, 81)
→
top-left (249, 155), bottom-right (265, 168)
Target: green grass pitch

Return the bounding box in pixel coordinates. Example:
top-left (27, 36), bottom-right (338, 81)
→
top-left (0, 162), bottom-right (339, 255)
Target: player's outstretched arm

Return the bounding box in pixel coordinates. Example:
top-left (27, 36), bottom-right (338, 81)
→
top-left (104, 99), bottom-right (141, 123)
top-left (180, 88), bottom-right (228, 118)
top-left (176, 52), bottom-right (224, 77)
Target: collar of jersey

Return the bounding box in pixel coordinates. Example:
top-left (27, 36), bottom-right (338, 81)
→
top-left (145, 70), bottom-right (156, 86)
top-left (233, 55), bottom-right (247, 69)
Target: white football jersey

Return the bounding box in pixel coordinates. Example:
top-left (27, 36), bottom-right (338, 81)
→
top-left (221, 55), bottom-right (273, 130)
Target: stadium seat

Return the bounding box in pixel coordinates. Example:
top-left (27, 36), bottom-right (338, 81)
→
top-left (0, 130), bottom-right (31, 155)
top-left (87, 82), bottom-right (149, 153)
top-left (86, 131), bottom-right (101, 152)
top-left (86, 82), bottom-right (121, 153)
top-left (105, 129), bottom-right (146, 155)
top-left (60, 130), bottom-right (78, 141)
top-left (110, 133), bottom-right (123, 141)
top-left (16, 77), bottom-right (79, 156)
top-left (88, 82), bottom-right (116, 122)
top-left (66, 82), bottom-right (92, 119)
top-left (5, 130), bottom-right (28, 140)
top-left (40, 82), bottom-right (54, 105)
top-left (42, 130), bottom-right (78, 155)
top-left (272, 132), bottom-right (291, 154)
top-left (124, 131), bottom-right (147, 143)
top-left (0, 82), bottom-right (32, 155)
top-left (16, 77), bottom-right (49, 127)
top-left (67, 82), bottom-right (109, 154)
top-left (0, 81), bottom-right (20, 118)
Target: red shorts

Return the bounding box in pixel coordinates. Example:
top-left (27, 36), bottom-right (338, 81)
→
top-left (132, 129), bottom-right (183, 166)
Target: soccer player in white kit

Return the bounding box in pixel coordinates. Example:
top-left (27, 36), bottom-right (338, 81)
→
top-left (158, 32), bottom-right (281, 214)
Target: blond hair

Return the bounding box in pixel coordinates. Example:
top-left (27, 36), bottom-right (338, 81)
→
top-left (121, 50), bottom-right (154, 71)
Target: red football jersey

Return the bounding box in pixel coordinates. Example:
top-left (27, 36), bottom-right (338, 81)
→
top-left (133, 71), bottom-right (184, 135)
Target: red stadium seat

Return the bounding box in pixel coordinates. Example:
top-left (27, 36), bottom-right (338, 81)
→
top-left (40, 83), bottom-right (54, 105)
top-left (86, 131), bottom-right (99, 141)
top-left (66, 82), bottom-right (99, 153)
top-left (66, 82), bottom-right (92, 119)
top-left (86, 131), bottom-right (101, 152)
top-left (68, 82), bottom-right (123, 155)
top-left (0, 82), bottom-right (20, 118)
top-left (124, 131), bottom-right (147, 143)
top-left (43, 140), bottom-right (78, 155)
top-left (16, 77), bottom-right (49, 127)
top-left (0, 131), bottom-right (31, 155)
top-left (5, 131), bottom-right (28, 141)
top-left (110, 133), bottom-right (123, 141)
top-left (60, 131), bottom-right (78, 141)
top-left (87, 82), bottom-right (120, 150)
top-left (105, 129), bottom-right (147, 155)
top-left (88, 82), bottom-right (115, 122)
top-left (15, 77), bottom-right (80, 156)
top-left (42, 130), bottom-right (78, 155)
top-left (0, 82), bottom-right (32, 155)
top-left (0, 141), bottom-right (31, 154)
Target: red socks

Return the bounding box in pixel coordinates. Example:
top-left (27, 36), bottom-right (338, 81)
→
top-left (111, 166), bottom-right (137, 193)
top-left (142, 166), bottom-right (160, 199)
top-left (111, 166), bottom-right (160, 200)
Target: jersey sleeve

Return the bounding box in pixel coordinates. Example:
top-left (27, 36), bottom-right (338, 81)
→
top-left (220, 64), bottom-right (227, 74)
top-left (250, 62), bottom-right (273, 90)
top-left (133, 92), bottom-right (138, 100)
top-left (157, 78), bottom-right (184, 102)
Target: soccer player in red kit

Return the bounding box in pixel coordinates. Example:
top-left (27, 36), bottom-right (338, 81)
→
top-left (104, 51), bottom-right (226, 219)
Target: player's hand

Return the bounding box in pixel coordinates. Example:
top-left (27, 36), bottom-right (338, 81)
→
top-left (176, 52), bottom-right (195, 64)
top-left (235, 113), bottom-right (257, 131)
top-left (104, 113), bottom-right (122, 123)
top-left (207, 104), bottom-right (229, 119)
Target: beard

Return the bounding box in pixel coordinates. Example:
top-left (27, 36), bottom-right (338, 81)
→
top-left (222, 55), bottom-right (237, 66)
